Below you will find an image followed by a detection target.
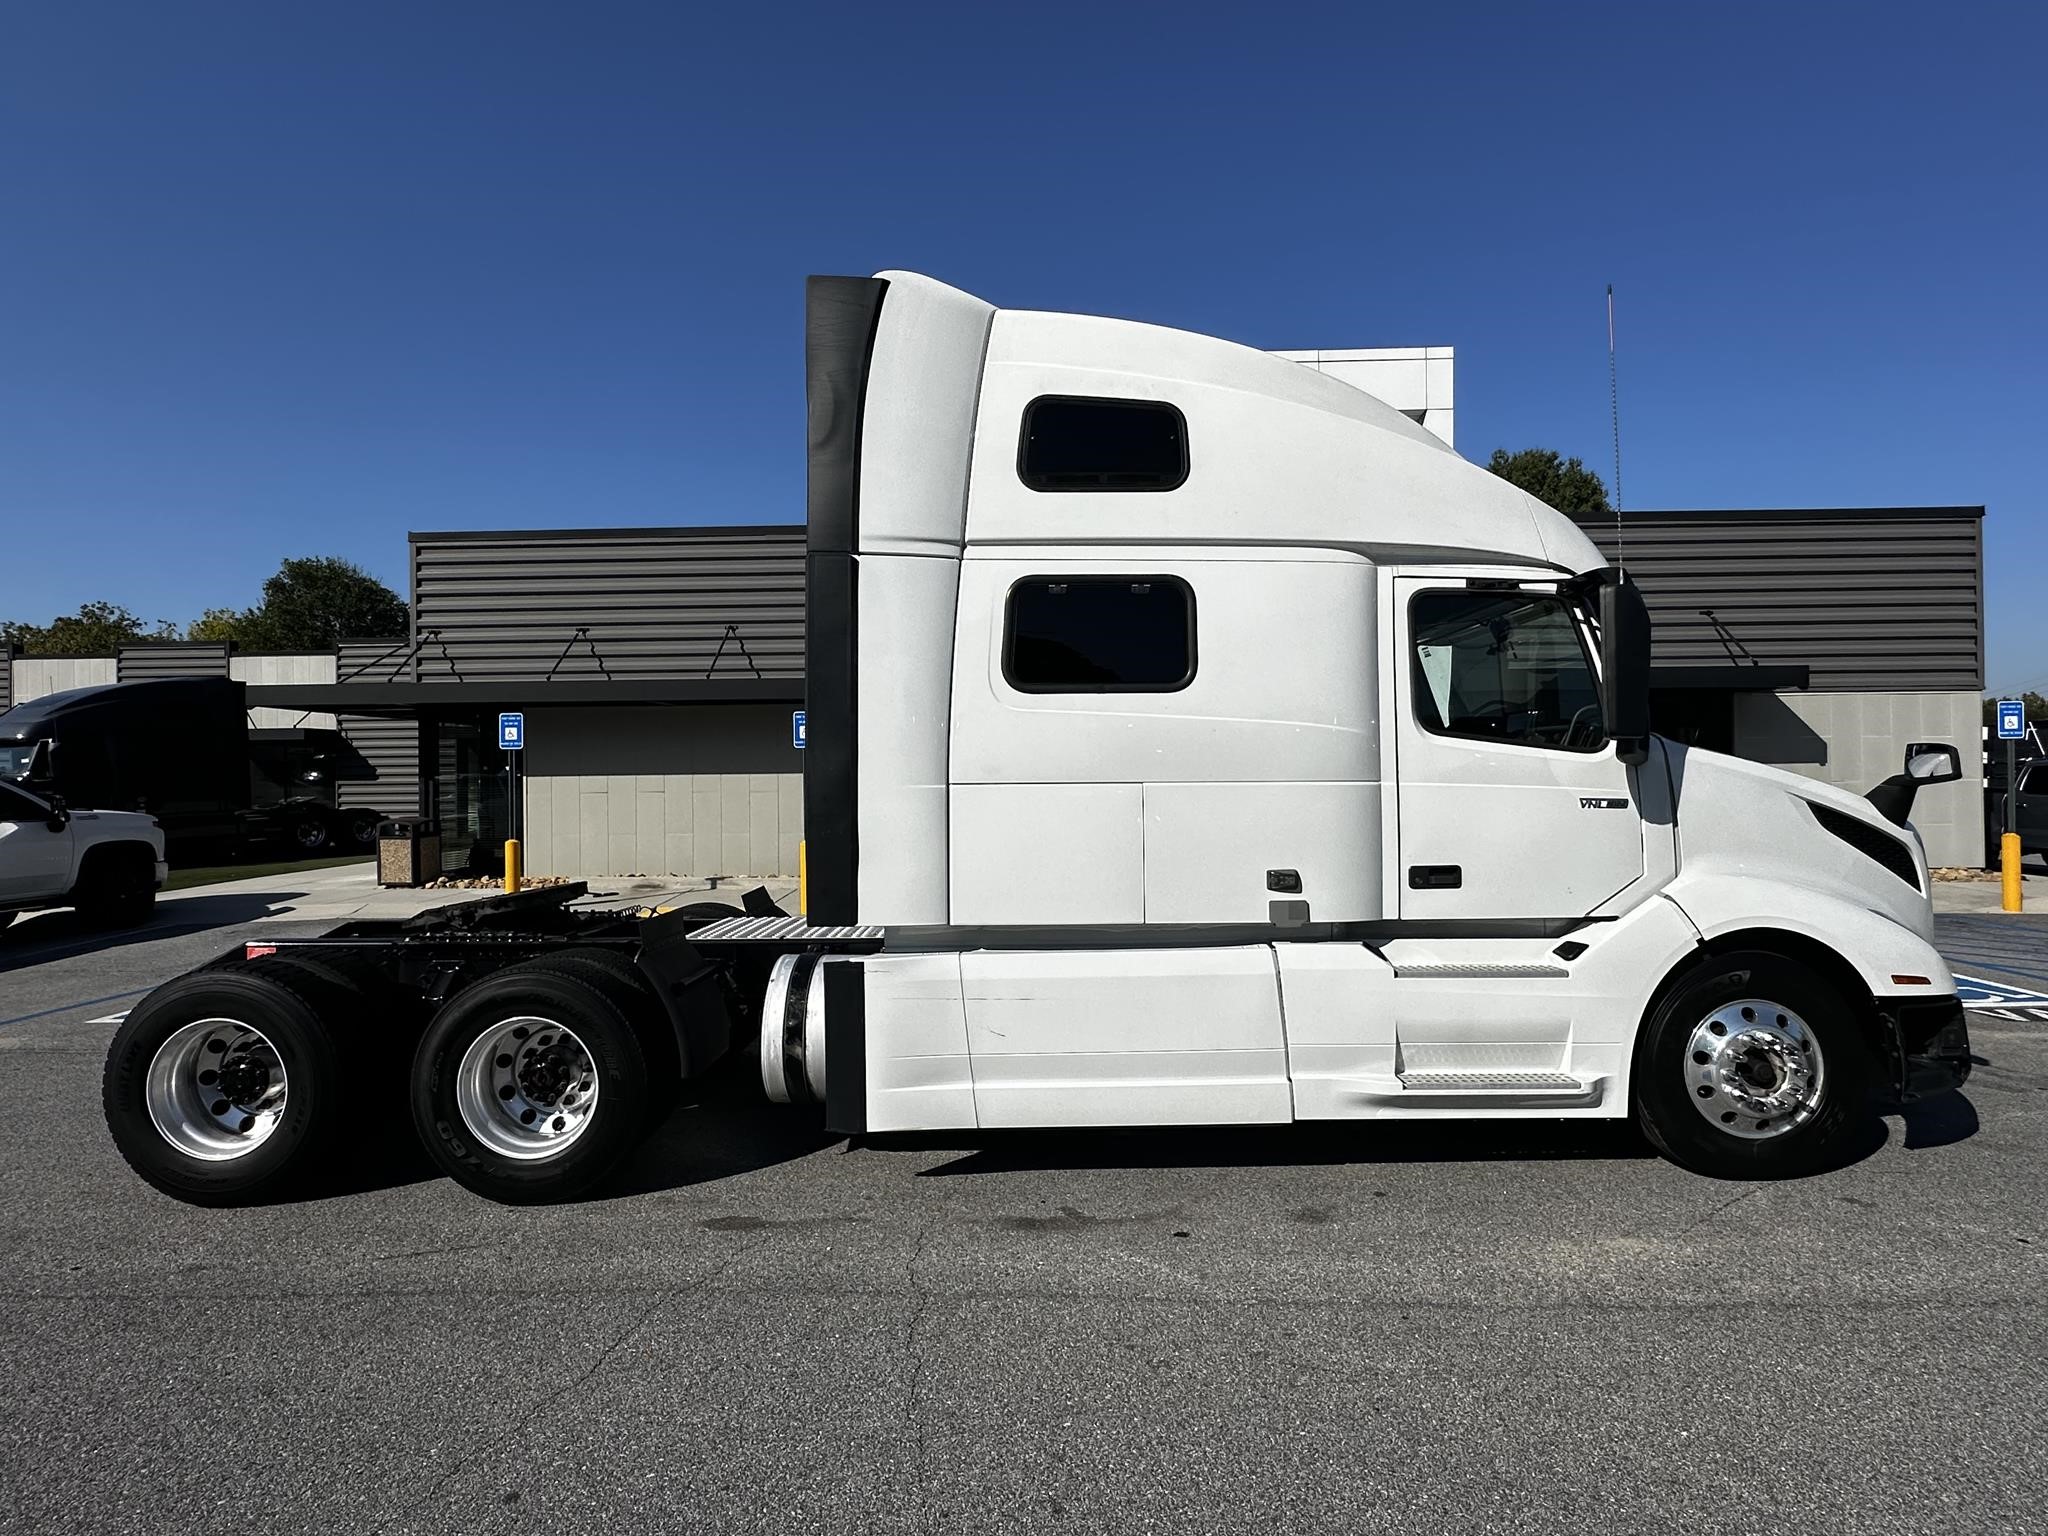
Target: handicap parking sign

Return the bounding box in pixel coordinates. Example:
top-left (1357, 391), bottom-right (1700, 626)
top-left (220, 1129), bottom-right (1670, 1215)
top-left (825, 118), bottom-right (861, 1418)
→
top-left (792, 710), bottom-right (806, 750)
top-left (1997, 700), bottom-right (2026, 740)
top-left (499, 712), bottom-right (525, 751)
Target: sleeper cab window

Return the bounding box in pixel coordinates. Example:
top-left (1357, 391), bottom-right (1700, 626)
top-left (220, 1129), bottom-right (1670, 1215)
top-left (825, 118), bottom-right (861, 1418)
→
top-left (1409, 588), bottom-right (1605, 751)
top-left (1017, 396), bottom-right (1188, 491)
top-left (1003, 577), bottom-right (1196, 693)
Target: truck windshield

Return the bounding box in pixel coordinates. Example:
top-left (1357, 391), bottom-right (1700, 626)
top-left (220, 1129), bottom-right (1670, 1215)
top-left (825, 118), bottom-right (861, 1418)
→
top-left (1411, 589), bottom-right (1606, 751)
top-left (0, 743), bottom-right (34, 782)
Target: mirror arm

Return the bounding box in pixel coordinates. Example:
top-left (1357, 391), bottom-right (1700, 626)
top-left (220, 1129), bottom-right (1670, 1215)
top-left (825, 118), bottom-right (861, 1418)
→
top-left (1865, 775), bottom-right (1917, 827)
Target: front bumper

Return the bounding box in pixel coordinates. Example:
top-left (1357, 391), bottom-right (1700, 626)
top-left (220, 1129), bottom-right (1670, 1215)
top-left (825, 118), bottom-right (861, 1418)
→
top-left (1877, 995), bottom-right (1972, 1104)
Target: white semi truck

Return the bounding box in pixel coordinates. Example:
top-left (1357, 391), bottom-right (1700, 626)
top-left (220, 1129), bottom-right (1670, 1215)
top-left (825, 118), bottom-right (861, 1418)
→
top-left (101, 273), bottom-right (1972, 1206)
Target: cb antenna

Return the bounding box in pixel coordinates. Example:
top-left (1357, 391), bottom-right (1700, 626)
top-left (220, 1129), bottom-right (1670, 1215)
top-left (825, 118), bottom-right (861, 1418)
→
top-left (1607, 283), bottom-right (1625, 576)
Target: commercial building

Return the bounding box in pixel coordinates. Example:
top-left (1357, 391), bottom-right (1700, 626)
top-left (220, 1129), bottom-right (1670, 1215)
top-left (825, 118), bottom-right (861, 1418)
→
top-left (0, 343), bottom-right (1988, 873)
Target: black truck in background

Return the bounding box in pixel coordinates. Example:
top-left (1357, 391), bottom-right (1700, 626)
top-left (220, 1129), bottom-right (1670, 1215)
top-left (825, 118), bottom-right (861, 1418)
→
top-left (0, 677), bottom-right (387, 862)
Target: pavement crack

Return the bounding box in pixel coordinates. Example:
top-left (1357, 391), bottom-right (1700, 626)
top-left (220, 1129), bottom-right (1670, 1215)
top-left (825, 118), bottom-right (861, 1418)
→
top-left (1678, 1185), bottom-right (1760, 1237)
top-left (901, 1206), bottom-right (939, 1534)
top-left (369, 1232), bottom-right (764, 1533)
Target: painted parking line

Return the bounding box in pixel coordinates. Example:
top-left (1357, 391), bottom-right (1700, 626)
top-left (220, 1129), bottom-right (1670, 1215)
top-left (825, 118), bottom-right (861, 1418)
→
top-left (90, 1011), bottom-right (132, 1026)
top-left (1954, 974), bottom-right (2048, 1023)
top-left (0, 988), bottom-right (154, 1031)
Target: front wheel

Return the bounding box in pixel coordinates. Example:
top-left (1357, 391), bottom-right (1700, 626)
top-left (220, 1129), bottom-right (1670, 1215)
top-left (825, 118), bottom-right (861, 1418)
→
top-left (1634, 949), bottom-right (1874, 1178)
top-left (290, 816), bottom-right (332, 854)
top-left (410, 962), bottom-right (656, 1204)
top-left (76, 849), bottom-right (157, 929)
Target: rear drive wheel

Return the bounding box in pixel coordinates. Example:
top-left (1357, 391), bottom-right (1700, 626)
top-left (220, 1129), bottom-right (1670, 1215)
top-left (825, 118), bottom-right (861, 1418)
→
top-left (411, 962), bottom-right (654, 1204)
top-left (341, 808), bottom-right (382, 851)
top-left (102, 963), bottom-right (346, 1205)
top-left (1635, 949), bottom-right (1872, 1178)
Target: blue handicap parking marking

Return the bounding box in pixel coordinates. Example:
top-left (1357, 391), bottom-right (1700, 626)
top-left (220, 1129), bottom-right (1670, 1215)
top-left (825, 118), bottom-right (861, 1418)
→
top-left (1954, 974), bottom-right (2048, 1013)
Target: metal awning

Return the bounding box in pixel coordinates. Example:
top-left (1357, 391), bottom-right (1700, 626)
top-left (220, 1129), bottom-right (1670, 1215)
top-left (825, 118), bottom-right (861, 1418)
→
top-left (1649, 665), bottom-right (1808, 692)
top-left (246, 677), bottom-right (804, 716)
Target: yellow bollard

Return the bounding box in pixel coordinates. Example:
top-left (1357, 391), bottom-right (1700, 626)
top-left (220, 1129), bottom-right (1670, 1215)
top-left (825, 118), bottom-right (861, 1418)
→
top-left (504, 837), bottom-right (522, 895)
top-left (2003, 832), bottom-right (2024, 913)
top-left (798, 839), bottom-right (807, 918)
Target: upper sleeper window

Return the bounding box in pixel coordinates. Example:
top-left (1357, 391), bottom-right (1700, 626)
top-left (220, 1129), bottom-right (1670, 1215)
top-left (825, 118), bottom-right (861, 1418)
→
top-left (1017, 396), bottom-right (1188, 491)
top-left (1004, 577), bottom-right (1196, 693)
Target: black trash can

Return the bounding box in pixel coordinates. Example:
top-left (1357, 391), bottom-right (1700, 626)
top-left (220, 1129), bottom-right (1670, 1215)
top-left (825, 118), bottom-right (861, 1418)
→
top-left (376, 819), bottom-right (442, 888)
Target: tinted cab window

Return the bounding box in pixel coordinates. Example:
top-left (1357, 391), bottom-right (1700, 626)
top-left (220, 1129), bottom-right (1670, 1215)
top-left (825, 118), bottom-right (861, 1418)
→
top-left (1410, 590), bottom-right (1605, 751)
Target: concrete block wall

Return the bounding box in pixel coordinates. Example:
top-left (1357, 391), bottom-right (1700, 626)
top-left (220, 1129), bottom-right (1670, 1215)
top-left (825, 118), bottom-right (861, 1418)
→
top-left (9, 656), bottom-right (116, 702)
top-left (230, 653), bottom-right (338, 728)
top-left (1733, 689), bottom-right (1987, 867)
top-left (520, 705), bottom-right (803, 878)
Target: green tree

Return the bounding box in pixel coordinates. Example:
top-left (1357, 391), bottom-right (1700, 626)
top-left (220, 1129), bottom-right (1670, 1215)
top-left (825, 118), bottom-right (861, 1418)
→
top-left (1984, 692), bottom-right (2048, 727)
top-left (1, 601), bottom-right (177, 656)
top-left (186, 557), bottom-right (408, 650)
top-left (186, 607), bottom-right (254, 645)
top-left (1486, 447), bottom-right (1614, 520)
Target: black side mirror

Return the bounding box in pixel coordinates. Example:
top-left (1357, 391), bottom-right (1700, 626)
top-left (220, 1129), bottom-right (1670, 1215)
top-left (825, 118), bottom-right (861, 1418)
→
top-left (1595, 573), bottom-right (1653, 766)
top-left (43, 793), bottom-right (69, 832)
top-left (1866, 741), bottom-right (1960, 827)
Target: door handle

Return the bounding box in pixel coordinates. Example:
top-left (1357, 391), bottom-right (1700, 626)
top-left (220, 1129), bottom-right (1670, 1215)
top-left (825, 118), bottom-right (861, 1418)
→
top-left (1407, 865), bottom-right (1462, 889)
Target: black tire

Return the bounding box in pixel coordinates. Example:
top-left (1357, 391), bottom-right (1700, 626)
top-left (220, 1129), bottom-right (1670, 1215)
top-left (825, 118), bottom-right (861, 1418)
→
top-left (1634, 949), bottom-right (1874, 1179)
top-left (289, 816), bottom-right (332, 855)
top-left (75, 845), bottom-right (157, 929)
top-left (102, 963), bottom-right (347, 1206)
top-left (410, 961), bottom-right (654, 1204)
top-left (520, 948), bottom-right (681, 1112)
top-left (340, 808), bottom-right (382, 851)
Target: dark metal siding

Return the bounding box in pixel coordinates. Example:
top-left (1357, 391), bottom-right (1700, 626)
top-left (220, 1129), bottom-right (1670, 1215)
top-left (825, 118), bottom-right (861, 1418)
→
top-left (116, 643), bottom-right (231, 681)
top-left (0, 647), bottom-right (11, 711)
top-left (335, 639), bottom-right (420, 818)
top-left (409, 526), bottom-right (806, 683)
top-left (1572, 508), bottom-right (1984, 692)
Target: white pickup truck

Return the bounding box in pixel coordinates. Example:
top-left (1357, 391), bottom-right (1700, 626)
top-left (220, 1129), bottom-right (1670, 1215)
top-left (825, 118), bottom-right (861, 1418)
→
top-left (0, 776), bottom-right (166, 931)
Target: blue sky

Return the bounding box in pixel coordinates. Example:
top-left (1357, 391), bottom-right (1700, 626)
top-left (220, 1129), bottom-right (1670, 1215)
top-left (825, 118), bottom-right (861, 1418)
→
top-left (2, 1), bottom-right (2041, 690)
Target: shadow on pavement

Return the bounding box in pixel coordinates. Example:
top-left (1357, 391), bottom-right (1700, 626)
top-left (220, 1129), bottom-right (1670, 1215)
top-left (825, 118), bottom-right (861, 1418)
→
top-left (0, 893), bottom-right (304, 973)
top-left (906, 1118), bottom-right (1658, 1179)
top-left (1898, 1090), bottom-right (1980, 1150)
top-left (605, 1065), bottom-right (838, 1198)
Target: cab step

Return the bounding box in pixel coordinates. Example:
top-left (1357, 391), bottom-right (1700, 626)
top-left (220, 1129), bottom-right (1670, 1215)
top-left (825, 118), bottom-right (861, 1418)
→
top-left (1397, 1070), bottom-right (1579, 1089)
top-left (1340, 1070), bottom-right (1609, 1107)
top-left (1390, 964), bottom-right (1569, 979)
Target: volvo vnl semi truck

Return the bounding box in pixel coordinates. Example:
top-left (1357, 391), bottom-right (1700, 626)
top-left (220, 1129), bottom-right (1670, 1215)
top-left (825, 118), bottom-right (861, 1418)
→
top-left (101, 272), bottom-right (1972, 1206)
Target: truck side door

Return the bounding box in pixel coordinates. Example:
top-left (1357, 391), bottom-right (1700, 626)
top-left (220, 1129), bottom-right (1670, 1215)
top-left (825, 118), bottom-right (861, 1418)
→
top-left (0, 783), bottom-right (76, 905)
top-left (1390, 573), bottom-right (1646, 920)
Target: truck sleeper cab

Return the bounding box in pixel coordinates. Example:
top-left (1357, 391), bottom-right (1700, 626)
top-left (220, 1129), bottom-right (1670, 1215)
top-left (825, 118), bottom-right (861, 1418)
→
top-left (98, 272), bottom-right (1971, 1206)
top-left (778, 271), bottom-right (1970, 1179)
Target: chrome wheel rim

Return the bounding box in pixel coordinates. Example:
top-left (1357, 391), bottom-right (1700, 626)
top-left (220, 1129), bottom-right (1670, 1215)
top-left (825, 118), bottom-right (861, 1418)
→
top-left (145, 1018), bottom-right (290, 1161)
top-left (1684, 998), bottom-right (1826, 1140)
top-left (454, 1016), bottom-right (599, 1161)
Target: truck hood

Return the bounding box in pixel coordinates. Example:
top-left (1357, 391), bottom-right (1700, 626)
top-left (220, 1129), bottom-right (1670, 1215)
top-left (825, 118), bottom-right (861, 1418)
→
top-left (60, 807), bottom-right (167, 855)
top-left (1665, 740), bottom-right (1935, 939)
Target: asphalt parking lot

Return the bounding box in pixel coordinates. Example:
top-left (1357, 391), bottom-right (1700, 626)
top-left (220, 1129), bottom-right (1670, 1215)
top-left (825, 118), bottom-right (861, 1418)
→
top-left (1, 909), bottom-right (2044, 1535)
